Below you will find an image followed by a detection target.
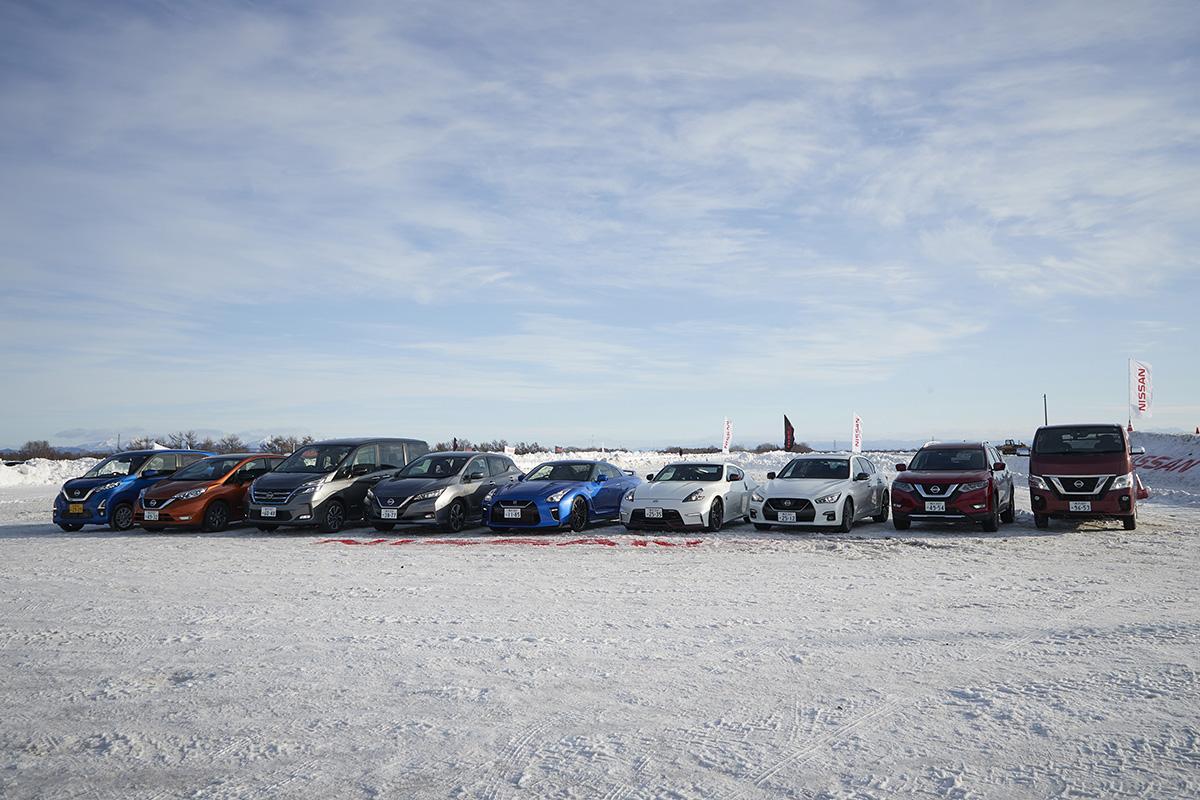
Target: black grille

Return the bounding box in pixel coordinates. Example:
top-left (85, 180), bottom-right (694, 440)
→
top-left (763, 498), bottom-right (815, 522)
top-left (629, 508), bottom-right (688, 529)
top-left (144, 498), bottom-right (162, 508)
top-left (252, 488), bottom-right (292, 504)
top-left (490, 502), bottom-right (540, 526)
top-left (1051, 475), bottom-right (1105, 495)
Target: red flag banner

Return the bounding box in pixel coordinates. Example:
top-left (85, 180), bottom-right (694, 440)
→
top-left (784, 415), bottom-right (795, 452)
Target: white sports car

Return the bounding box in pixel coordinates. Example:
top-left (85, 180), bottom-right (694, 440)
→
top-left (620, 462), bottom-right (756, 532)
top-left (748, 453), bottom-right (889, 532)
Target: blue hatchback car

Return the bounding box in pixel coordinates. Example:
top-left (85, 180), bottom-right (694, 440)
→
top-left (481, 459), bottom-right (641, 532)
top-left (53, 449), bottom-right (212, 531)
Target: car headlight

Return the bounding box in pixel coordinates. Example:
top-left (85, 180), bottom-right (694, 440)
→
top-left (891, 481), bottom-right (914, 492)
top-left (414, 488), bottom-right (445, 502)
top-left (484, 488), bottom-right (497, 502)
top-left (959, 480), bottom-right (989, 492)
top-left (546, 489), bottom-right (569, 503)
top-left (1028, 475), bottom-right (1049, 491)
top-left (624, 490), bottom-right (635, 502)
top-left (97, 481), bottom-right (122, 492)
top-left (295, 480), bottom-right (321, 495)
top-left (366, 487), bottom-right (375, 500)
top-left (751, 491), bottom-right (765, 503)
top-left (683, 489), bottom-right (704, 502)
top-left (816, 492), bottom-right (841, 504)
top-left (1110, 472), bottom-right (1133, 490)
top-left (173, 487), bottom-right (208, 501)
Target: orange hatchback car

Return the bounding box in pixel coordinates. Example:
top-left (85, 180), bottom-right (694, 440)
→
top-left (135, 453), bottom-right (285, 532)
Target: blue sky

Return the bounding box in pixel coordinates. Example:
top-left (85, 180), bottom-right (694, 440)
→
top-left (1, 1), bottom-right (1198, 449)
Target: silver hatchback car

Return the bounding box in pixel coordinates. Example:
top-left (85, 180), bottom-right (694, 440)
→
top-left (366, 452), bottom-right (523, 533)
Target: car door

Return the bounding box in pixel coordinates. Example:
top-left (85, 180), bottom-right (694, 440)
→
top-left (988, 446), bottom-right (1012, 506)
top-left (851, 457), bottom-right (875, 519)
top-left (342, 444), bottom-right (383, 518)
top-left (593, 464), bottom-right (625, 517)
top-left (229, 458), bottom-right (270, 517)
top-left (463, 456), bottom-right (494, 512)
top-left (488, 456), bottom-right (521, 487)
top-left (862, 458), bottom-right (884, 514)
top-left (725, 466), bottom-right (747, 520)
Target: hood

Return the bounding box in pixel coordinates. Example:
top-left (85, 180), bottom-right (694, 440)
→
top-left (143, 478), bottom-right (219, 500)
top-left (897, 469), bottom-right (988, 484)
top-left (1029, 452), bottom-right (1130, 476)
top-left (764, 478), bottom-right (847, 498)
top-left (252, 470), bottom-right (330, 493)
top-left (636, 481), bottom-right (719, 501)
top-left (61, 475), bottom-right (131, 497)
top-left (494, 480), bottom-right (584, 502)
top-left (374, 476), bottom-right (452, 499)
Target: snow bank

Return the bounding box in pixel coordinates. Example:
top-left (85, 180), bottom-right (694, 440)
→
top-left (1131, 431), bottom-right (1200, 506)
top-left (0, 457), bottom-right (97, 488)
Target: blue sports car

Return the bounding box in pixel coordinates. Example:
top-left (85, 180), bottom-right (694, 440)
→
top-left (482, 460), bottom-right (641, 532)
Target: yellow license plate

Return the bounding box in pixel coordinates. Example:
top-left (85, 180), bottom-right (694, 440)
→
top-left (68, 503), bottom-right (84, 514)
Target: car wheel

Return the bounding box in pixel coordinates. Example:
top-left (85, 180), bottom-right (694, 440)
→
top-left (441, 499), bottom-right (467, 533)
top-left (319, 500), bottom-right (346, 534)
top-left (1034, 513), bottom-right (1049, 529)
top-left (568, 497), bottom-right (588, 533)
top-left (837, 498), bottom-right (855, 533)
top-left (872, 491), bottom-right (890, 523)
top-left (57, 523), bottom-right (83, 532)
top-left (1000, 491), bottom-right (1016, 524)
top-left (257, 524), bottom-right (279, 532)
top-left (893, 515), bottom-right (911, 531)
top-left (108, 503), bottom-right (135, 531)
top-left (373, 523), bottom-right (395, 532)
top-left (1123, 512), bottom-right (1137, 531)
top-left (753, 523), bottom-right (772, 531)
top-left (981, 495), bottom-right (1000, 532)
top-left (143, 526), bottom-right (165, 533)
top-left (706, 498), bottom-right (724, 532)
top-left (201, 501), bottom-right (230, 533)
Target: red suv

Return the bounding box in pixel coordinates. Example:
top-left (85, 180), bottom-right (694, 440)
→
top-left (890, 442), bottom-right (1015, 532)
top-left (1028, 424), bottom-right (1147, 530)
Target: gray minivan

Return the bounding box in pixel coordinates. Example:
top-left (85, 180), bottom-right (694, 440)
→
top-left (247, 437), bottom-right (429, 533)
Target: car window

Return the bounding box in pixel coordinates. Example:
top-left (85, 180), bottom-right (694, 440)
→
top-left (526, 463), bottom-right (593, 482)
top-left (487, 456), bottom-right (511, 475)
top-left (599, 464), bottom-right (621, 480)
top-left (180, 453), bottom-right (206, 467)
top-left (379, 443), bottom-right (407, 470)
top-left (467, 457), bottom-right (489, 477)
top-left (236, 458), bottom-right (274, 480)
top-left (351, 445), bottom-right (378, 468)
top-left (726, 467), bottom-right (743, 481)
top-left (908, 448), bottom-right (987, 471)
top-left (142, 454), bottom-right (178, 473)
top-left (404, 442), bottom-right (430, 463)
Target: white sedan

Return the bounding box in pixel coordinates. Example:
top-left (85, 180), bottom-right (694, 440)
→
top-left (748, 453), bottom-right (889, 532)
top-left (621, 462), bottom-right (756, 532)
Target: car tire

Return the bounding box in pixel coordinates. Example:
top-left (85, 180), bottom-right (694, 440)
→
top-left (257, 524), bottom-right (279, 532)
top-left (706, 498), bottom-right (724, 532)
top-left (981, 495), bottom-right (1000, 532)
top-left (835, 498), bottom-right (854, 533)
top-left (108, 503), bottom-right (135, 531)
top-left (1000, 491), bottom-right (1016, 524)
top-left (441, 499), bottom-right (467, 533)
top-left (872, 491), bottom-right (890, 523)
top-left (1123, 512), bottom-right (1137, 531)
top-left (1034, 513), bottom-right (1049, 529)
top-left (58, 523), bottom-right (83, 532)
top-left (318, 500), bottom-right (346, 534)
top-left (893, 515), bottom-right (911, 531)
top-left (567, 497), bottom-right (588, 533)
top-left (753, 523), bottom-right (772, 531)
top-left (201, 501), bottom-right (230, 533)
top-left (373, 523), bottom-right (395, 532)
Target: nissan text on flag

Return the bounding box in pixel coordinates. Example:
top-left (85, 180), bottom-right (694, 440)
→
top-left (1028, 424), bottom-right (1147, 531)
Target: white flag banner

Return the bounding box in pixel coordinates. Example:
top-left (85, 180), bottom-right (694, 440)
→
top-left (722, 417), bottom-right (733, 454)
top-left (1130, 359), bottom-right (1153, 419)
top-left (851, 414), bottom-right (863, 453)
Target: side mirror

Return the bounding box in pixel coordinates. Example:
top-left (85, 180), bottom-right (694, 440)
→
top-left (350, 463), bottom-right (373, 477)
top-left (1130, 446), bottom-right (1146, 456)
top-left (854, 472), bottom-right (869, 481)
top-left (517, 474), bottom-right (525, 481)
top-left (895, 463), bottom-right (908, 472)
top-left (767, 472), bottom-right (776, 481)
top-left (465, 471), bottom-right (484, 482)
top-left (595, 474), bottom-right (608, 483)
top-left (646, 473), bottom-right (655, 481)
top-left (993, 462), bottom-right (1006, 471)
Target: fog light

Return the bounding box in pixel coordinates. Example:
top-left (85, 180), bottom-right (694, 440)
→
top-left (298, 514), bottom-right (311, 520)
top-left (749, 509), bottom-right (757, 518)
top-left (424, 513), bottom-right (434, 519)
top-left (971, 503), bottom-right (986, 510)
top-left (825, 511), bottom-right (836, 521)
top-left (179, 516), bottom-right (191, 521)
top-left (1032, 494), bottom-right (1046, 510)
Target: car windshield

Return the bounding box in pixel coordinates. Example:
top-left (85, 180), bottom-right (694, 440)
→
top-left (1033, 426), bottom-right (1125, 455)
top-left (171, 457), bottom-right (244, 482)
top-left (653, 464), bottom-right (723, 482)
top-left (908, 449), bottom-right (987, 471)
top-left (276, 445), bottom-right (353, 474)
top-left (397, 455), bottom-right (469, 478)
top-left (83, 454), bottom-right (146, 478)
top-left (525, 463), bottom-right (594, 482)
top-left (778, 459), bottom-right (850, 479)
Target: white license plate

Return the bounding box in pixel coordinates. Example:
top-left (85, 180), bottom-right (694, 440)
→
top-left (143, 510), bottom-right (159, 521)
top-left (260, 507), bottom-right (277, 518)
top-left (924, 501), bottom-right (946, 512)
top-left (645, 507), bottom-right (663, 519)
top-left (504, 508), bottom-right (523, 519)
top-left (1069, 501), bottom-right (1092, 512)
top-left (381, 508), bottom-right (398, 520)
top-left (777, 511), bottom-right (797, 523)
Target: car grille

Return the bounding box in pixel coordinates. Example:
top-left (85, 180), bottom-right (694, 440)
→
top-left (143, 497), bottom-right (163, 508)
top-left (1048, 475), bottom-right (1110, 496)
top-left (764, 498), bottom-right (815, 522)
top-left (252, 488), bottom-right (292, 504)
top-left (914, 483), bottom-right (958, 499)
top-left (629, 508), bottom-right (687, 529)
top-left (490, 501), bottom-right (540, 526)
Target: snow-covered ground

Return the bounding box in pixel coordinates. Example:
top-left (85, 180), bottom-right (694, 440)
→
top-left (2, 448), bottom-right (1198, 798)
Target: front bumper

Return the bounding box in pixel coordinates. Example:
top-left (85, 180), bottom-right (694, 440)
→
top-left (134, 497), bottom-right (207, 527)
top-left (1030, 489), bottom-right (1133, 519)
top-left (482, 498), bottom-right (569, 529)
top-left (53, 492), bottom-right (114, 526)
top-left (247, 497), bottom-right (318, 526)
top-left (621, 502), bottom-right (707, 530)
top-left (892, 486), bottom-right (992, 524)
top-left (367, 496), bottom-right (449, 527)
top-left (748, 497), bottom-right (843, 527)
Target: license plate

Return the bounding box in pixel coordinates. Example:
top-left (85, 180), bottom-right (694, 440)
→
top-left (260, 507), bottom-right (277, 518)
top-left (381, 508), bottom-right (398, 520)
top-left (777, 511), bottom-right (797, 523)
top-left (924, 501), bottom-right (946, 512)
top-left (1069, 501), bottom-right (1092, 512)
top-left (645, 507), bottom-right (663, 519)
top-left (68, 503), bottom-right (84, 515)
top-left (143, 510), bottom-right (159, 521)
top-left (503, 508), bottom-right (522, 519)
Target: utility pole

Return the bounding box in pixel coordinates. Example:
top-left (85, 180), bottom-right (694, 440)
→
top-left (1043, 394), bottom-right (1048, 426)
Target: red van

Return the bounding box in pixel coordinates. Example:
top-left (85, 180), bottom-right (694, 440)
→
top-left (1028, 424), bottom-right (1147, 530)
